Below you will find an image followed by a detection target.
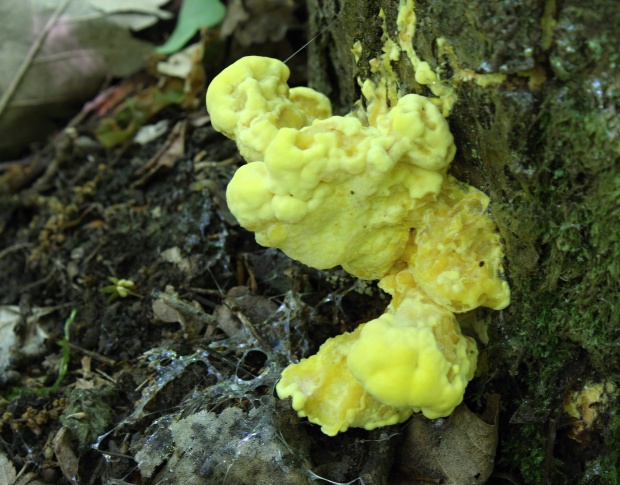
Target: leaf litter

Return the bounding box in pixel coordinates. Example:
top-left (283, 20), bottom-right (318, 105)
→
top-left (0, 0), bottom-right (163, 159)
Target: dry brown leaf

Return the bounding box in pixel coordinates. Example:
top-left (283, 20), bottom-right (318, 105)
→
top-left (53, 427), bottom-right (79, 485)
top-left (132, 120), bottom-right (187, 186)
top-left (395, 395), bottom-right (501, 485)
top-left (0, 0), bottom-right (156, 159)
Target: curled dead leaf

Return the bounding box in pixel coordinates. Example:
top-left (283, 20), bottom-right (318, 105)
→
top-left (394, 394), bottom-right (501, 485)
top-left (52, 427), bottom-right (79, 485)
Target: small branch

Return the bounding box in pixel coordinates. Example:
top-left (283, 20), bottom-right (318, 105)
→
top-left (0, 242), bottom-right (32, 261)
top-left (67, 342), bottom-right (117, 367)
top-left (231, 309), bottom-right (271, 352)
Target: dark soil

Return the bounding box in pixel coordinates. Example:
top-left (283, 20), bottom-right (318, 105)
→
top-left (0, 60), bottom-right (391, 482)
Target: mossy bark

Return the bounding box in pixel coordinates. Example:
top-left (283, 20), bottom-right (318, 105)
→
top-left (307, 0), bottom-right (620, 483)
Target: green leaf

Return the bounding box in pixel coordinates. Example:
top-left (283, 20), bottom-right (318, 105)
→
top-left (156, 0), bottom-right (226, 54)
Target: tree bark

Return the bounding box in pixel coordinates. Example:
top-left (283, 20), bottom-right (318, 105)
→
top-left (307, 0), bottom-right (620, 482)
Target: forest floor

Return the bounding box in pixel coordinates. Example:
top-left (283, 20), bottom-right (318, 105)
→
top-left (0, 39), bottom-right (403, 483)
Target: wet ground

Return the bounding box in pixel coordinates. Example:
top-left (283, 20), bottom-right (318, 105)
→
top-left (0, 79), bottom-right (392, 482)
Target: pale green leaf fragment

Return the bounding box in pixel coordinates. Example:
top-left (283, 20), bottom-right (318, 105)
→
top-left (89, 0), bottom-right (173, 18)
top-left (156, 0), bottom-right (226, 54)
top-left (88, 0), bottom-right (173, 30)
top-left (0, 452), bottom-right (16, 485)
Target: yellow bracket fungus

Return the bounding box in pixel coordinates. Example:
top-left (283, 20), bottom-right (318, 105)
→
top-left (277, 324), bottom-right (415, 436)
top-left (224, 94), bottom-right (451, 280)
top-left (347, 281), bottom-right (478, 418)
top-left (206, 1), bottom-right (510, 436)
top-left (206, 55), bottom-right (331, 162)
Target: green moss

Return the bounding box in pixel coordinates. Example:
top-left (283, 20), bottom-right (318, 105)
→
top-left (583, 408), bottom-right (620, 483)
top-left (501, 424), bottom-right (546, 485)
top-left (530, 79), bottom-right (620, 370)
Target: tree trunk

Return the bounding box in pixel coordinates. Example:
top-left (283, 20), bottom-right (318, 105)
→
top-left (306, 0), bottom-right (620, 482)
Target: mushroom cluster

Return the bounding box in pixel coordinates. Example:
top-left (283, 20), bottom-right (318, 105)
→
top-left (206, 56), bottom-right (510, 436)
